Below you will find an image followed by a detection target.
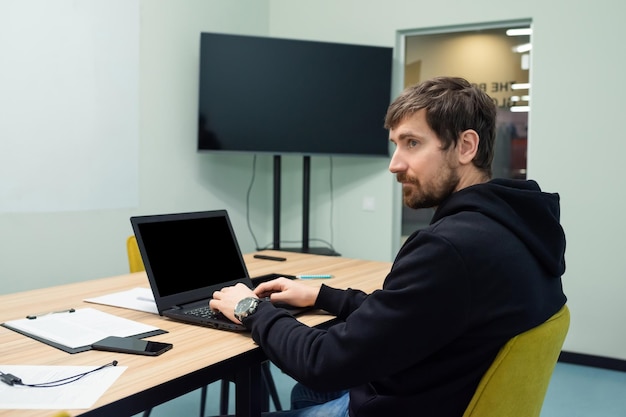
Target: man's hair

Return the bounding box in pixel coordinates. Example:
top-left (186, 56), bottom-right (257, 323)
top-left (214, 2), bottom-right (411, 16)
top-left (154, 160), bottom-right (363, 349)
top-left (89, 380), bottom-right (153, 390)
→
top-left (384, 76), bottom-right (497, 177)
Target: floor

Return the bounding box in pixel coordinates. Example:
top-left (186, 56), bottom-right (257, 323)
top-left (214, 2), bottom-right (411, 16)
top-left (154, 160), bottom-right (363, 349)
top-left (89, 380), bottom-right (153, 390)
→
top-left (134, 361), bottom-right (626, 417)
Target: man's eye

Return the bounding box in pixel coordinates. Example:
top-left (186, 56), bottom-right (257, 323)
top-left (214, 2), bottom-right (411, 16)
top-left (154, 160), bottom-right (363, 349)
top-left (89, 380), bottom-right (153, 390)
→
top-left (408, 140), bottom-right (418, 148)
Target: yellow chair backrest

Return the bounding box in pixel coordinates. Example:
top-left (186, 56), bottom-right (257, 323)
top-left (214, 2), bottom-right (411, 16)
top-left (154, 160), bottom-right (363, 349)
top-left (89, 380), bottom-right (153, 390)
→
top-left (463, 305), bottom-right (570, 417)
top-left (126, 235), bottom-right (145, 273)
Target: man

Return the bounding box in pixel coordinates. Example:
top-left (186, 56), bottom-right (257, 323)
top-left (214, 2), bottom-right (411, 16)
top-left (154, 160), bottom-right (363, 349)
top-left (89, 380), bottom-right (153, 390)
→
top-left (210, 76), bottom-right (567, 417)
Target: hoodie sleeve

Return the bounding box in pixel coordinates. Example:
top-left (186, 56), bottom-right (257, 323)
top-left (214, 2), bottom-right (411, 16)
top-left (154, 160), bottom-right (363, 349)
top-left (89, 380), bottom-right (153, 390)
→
top-left (243, 230), bottom-right (472, 391)
top-left (314, 284), bottom-right (369, 319)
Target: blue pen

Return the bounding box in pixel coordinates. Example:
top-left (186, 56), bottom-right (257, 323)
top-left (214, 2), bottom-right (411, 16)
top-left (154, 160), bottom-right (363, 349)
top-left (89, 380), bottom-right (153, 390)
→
top-left (297, 274), bottom-right (333, 279)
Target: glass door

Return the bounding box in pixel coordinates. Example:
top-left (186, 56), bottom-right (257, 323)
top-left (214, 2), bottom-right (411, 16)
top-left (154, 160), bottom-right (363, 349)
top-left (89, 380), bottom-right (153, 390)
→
top-left (398, 20), bottom-right (532, 237)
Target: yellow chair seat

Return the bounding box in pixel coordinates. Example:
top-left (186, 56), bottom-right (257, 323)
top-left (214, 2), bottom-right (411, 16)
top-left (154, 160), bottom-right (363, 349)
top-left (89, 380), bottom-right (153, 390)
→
top-left (463, 305), bottom-right (570, 417)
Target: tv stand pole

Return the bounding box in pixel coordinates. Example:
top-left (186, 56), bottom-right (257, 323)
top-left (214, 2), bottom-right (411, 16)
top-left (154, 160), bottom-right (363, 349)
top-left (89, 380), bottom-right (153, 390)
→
top-left (272, 155), bottom-right (281, 250)
top-left (271, 155), bottom-right (339, 256)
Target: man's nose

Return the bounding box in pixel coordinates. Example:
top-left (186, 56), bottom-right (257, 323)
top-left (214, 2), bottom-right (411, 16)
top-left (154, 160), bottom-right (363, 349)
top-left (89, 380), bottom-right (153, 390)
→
top-left (388, 149), bottom-right (405, 173)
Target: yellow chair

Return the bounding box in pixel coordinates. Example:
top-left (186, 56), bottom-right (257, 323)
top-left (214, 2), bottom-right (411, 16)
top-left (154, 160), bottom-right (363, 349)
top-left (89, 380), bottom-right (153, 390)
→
top-left (126, 235), bottom-right (145, 273)
top-left (463, 305), bottom-right (570, 417)
top-left (125, 236), bottom-right (282, 415)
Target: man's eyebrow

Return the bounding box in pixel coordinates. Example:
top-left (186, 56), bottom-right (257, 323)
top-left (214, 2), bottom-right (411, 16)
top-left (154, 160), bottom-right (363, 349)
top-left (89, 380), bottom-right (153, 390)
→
top-left (393, 132), bottom-right (419, 141)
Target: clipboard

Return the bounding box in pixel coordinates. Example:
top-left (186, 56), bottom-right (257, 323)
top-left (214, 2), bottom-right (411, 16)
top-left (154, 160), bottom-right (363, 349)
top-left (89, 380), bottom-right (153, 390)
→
top-left (1, 307), bottom-right (167, 354)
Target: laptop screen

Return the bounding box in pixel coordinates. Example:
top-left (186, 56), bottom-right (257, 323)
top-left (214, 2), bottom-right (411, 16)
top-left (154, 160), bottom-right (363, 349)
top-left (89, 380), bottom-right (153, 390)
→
top-left (131, 210), bottom-right (250, 308)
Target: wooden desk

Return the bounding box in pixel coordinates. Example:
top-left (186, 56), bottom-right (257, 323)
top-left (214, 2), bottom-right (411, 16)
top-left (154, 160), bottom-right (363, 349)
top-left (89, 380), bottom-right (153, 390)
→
top-left (0, 251), bottom-right (390, 417)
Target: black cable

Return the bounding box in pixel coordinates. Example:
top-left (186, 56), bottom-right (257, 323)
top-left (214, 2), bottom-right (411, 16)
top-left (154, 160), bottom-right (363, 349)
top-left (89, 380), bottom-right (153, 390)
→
top-left (0, 360), bottom-right (118, 388)
top-left (245, 154), bottom-right (261, 250)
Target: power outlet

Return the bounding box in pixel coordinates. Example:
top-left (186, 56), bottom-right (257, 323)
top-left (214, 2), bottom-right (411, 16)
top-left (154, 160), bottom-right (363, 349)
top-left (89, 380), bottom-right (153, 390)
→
top-left (362, 196), bottom-right (376, 212)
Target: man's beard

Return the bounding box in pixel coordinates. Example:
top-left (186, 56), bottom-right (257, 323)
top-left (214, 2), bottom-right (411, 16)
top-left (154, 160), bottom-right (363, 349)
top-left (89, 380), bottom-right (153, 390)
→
top-left (397, 166), bottom-right (460, 209)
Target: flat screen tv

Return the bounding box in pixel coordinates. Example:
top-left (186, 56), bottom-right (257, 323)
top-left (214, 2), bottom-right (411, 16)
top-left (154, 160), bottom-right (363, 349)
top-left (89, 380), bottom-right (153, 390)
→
top-left (198, 32), bottom-right (393, 157)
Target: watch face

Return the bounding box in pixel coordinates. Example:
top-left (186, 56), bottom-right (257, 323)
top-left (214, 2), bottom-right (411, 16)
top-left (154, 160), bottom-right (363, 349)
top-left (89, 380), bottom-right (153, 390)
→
top-left (236, 297), bottom-right (253, 312)
top-left (235, 297), bottom-right (259, 321)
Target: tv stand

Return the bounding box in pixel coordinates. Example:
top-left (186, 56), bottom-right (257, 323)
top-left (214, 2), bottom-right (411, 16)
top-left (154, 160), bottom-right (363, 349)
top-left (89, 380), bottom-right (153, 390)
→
top-left (278, 246), bottom-right (341, 256)
top-left (272, 155), bottom-right (340, 256)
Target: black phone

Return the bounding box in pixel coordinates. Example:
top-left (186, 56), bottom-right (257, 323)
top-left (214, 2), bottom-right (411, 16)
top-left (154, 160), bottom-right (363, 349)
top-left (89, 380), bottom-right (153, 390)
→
top-left (92, 336), bottom-right (173, 356)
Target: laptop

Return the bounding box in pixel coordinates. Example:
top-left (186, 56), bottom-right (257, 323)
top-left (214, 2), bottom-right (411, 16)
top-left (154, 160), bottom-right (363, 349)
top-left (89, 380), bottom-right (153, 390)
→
top-left (130, 210), bottom-right (297, 332)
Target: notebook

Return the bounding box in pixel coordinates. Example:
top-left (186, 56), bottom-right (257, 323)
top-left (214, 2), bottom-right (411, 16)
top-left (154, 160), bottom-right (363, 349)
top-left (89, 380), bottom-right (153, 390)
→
top-left (130, 210), bottom-right (298, 332)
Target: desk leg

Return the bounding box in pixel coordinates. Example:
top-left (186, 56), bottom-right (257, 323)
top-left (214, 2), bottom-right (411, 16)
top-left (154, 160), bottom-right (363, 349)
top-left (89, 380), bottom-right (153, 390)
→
top-left (235, 362), bottom-right (263, 417)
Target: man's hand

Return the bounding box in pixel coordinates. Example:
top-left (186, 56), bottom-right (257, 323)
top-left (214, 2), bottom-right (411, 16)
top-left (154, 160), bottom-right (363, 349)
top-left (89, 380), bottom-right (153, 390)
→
top-left (254, 277), bottom-right (320, 308)
top-left (209, 283), bottom-right (257, 324)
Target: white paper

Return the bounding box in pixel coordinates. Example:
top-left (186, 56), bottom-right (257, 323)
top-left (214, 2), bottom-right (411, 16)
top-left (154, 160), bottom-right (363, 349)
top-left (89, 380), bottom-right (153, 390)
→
top-left (85, 287), bottom-right (158, 314)
top-left (0, 364), bottom-right (126, 409)
top-left (3, 307), bottom-right (160, 349)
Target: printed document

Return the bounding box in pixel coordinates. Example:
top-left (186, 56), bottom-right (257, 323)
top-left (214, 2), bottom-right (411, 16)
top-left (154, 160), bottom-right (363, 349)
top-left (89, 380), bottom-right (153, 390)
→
top-left (3, 307), bottom-right (160, 349)
top-left (85, 287), bottom-right (158, 314)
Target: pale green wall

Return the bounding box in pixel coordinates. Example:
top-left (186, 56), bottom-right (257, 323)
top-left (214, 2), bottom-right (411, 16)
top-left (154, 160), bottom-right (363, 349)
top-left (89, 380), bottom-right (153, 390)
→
top-left (0, 0), bottom-right (272, 294)
top-left (1, 0), bottom-right (624, 362)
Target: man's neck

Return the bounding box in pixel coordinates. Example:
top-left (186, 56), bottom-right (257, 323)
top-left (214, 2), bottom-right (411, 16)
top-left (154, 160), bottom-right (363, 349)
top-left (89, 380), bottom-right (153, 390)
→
top-left (455, 168), bottom-right (490, 192)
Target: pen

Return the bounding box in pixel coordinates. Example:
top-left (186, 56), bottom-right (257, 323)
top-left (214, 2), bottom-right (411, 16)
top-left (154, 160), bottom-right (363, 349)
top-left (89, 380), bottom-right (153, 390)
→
top-left (297, 274), bottom-right (333, 279)
top-left (26, 308), bottom-right (76, 320)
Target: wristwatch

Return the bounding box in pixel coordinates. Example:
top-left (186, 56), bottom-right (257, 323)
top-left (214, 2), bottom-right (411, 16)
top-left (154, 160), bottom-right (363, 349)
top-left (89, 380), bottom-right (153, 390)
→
top-left (234, 297), bottom-right (261, 322)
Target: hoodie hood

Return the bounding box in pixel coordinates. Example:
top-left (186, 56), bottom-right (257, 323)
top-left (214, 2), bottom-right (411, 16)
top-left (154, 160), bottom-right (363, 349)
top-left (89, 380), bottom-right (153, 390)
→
top-left (432, 178), bottom-right (566, 277)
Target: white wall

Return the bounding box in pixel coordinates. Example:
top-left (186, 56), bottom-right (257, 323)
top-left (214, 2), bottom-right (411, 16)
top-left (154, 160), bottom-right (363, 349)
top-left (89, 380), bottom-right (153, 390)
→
top-left (269, 0), bottom-right (626, 361)
top-left (0, 0), bottom-right (624, 362)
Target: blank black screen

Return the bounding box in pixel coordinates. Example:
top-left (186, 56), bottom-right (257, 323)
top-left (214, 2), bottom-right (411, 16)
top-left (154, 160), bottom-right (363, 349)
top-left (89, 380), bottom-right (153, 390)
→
top-left (198, 33), bottom-right (393, 157)
top-left (135, 214), bottom-right (247, 297)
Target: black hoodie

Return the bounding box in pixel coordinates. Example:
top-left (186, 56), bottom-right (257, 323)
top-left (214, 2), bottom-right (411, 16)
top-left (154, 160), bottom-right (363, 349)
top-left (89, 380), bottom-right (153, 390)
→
top-left (246, 178), bottom-right (567, 417)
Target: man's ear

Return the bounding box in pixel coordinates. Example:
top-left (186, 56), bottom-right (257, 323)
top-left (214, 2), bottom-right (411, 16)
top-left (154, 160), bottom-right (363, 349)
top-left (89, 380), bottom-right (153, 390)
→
top-left (457, 129), bottom-right (480, 165)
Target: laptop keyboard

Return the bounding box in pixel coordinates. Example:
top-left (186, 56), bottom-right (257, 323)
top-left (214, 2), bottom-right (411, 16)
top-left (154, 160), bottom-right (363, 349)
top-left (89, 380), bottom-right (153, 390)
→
top-left (184, 305), bottom-right (220, 319)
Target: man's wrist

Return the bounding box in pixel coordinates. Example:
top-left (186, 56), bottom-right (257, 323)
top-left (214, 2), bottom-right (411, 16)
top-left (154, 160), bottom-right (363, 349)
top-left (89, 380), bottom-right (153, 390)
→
top-left (234, 297), bottom-right (261, 322)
